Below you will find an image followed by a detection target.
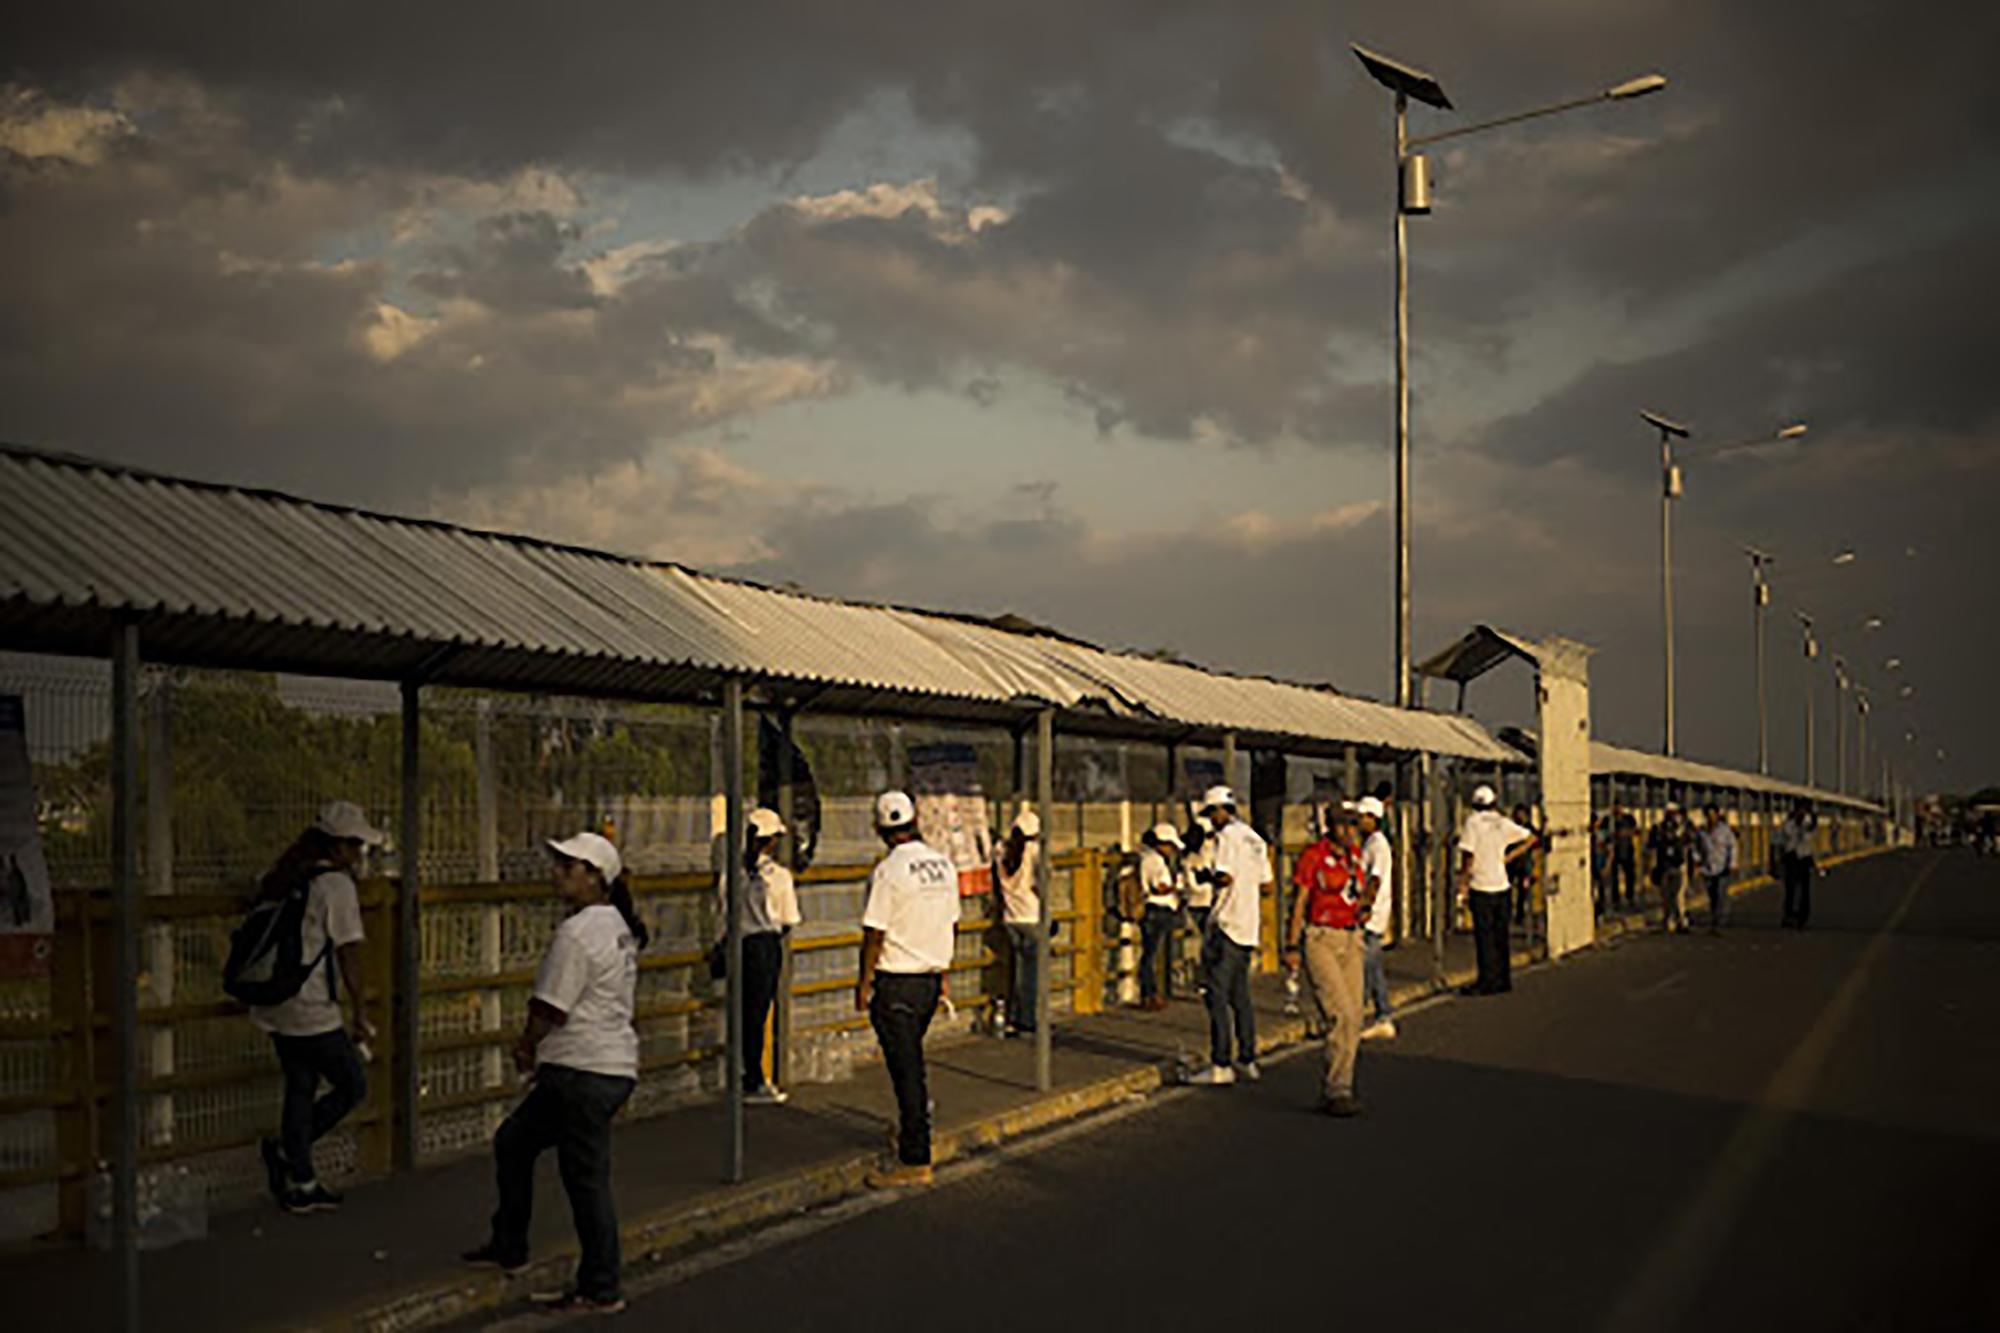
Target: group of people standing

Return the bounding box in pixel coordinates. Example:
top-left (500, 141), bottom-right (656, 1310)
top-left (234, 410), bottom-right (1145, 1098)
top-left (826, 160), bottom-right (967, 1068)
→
top-left (1588, 798), bottom-right (1819, 935)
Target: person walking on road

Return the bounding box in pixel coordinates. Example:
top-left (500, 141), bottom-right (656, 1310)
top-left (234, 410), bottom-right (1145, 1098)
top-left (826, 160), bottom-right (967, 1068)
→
top-left (719, 807), bottom-right (801, 1104)
top-left (856, 791), bottom-right (960, 1187)
top-left (1649, 803), bottom-right (1693, 933)
top-left (1356, 796), bottom-right (1397, 1040)
top-left (1610, 804), bottom-right (1640, 911)
top-left (1189, 786), bottom-right (1272, 1086)
top-left (250, 801), bottom-right (383, 1215)
top-left (1136, 823), bottom-right (1184, 1010)
top-left (1284, 802), bottom-right (1375, 1115)
top-left (1776, 802), bottom-right (1819, 929)
top-left (1456, 786), bottom-right (1533, 996)
top-left (1696, 805), bottom-right (1739, 935)
top-left (464, 831), bottom-right (646, 1315)
top-left (995, 808), bottom-right (1043, 1039)
top-left (1508, 802), bottom-right (1541, 929)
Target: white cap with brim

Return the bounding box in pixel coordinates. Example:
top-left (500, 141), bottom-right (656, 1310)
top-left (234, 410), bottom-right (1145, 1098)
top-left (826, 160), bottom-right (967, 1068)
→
top-left (876, 790), bottom-right (917, 829)
top-left (1471, 785), bottom-right (1498, 808)
top-left (315, 800), bottom-right (387, 847)
top-left (1200, 785), bottom-right (1238, 812)
top-left (1149, 822), bottom-right (1185, 849)
top-left (547, 831), bottom-right (623, 884)
top-left (748, 807), bottom-right (786, 839)
top-left (1012, 808), bottom-right (1042, 839)
top-left (1356, 796), bottom-right (1387, 820)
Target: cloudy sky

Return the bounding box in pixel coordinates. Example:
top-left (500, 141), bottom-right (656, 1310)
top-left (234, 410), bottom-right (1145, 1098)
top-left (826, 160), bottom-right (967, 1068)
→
top-left (3, 1), bottom-right (1995, 790)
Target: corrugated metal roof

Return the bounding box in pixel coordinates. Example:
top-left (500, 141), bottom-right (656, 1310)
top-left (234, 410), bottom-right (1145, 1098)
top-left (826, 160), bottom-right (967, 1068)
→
top-left (0, 444), bottom-right (1518, 762)
top-left (1591, 739), bottom-right (1880, 813)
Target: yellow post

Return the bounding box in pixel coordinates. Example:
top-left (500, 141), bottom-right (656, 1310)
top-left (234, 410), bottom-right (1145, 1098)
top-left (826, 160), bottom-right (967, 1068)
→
top-left (1073, 850), bottom-right (1104, 1015)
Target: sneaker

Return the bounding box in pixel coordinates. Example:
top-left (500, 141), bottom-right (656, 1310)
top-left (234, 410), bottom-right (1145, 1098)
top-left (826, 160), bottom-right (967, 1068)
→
top-left (1360, 1019), bottom-right (1398, 1041)
top-left (530, 1289), bottom-right (628, 1315)
top-left (462, 1242), bottom-right (529, 1275)
top-left (744, 1083), bottom-right (790, 1106)
top-left (1322, 1093), bottom-right (1363, 1118)
top-left (865, 1162), bottom-right (935, 1189)
top-left (259, 1137), bottom-right (288, 1203)
top-left (1187, 1064), bottom-right (1237, 1086)
top-left (1237, 1061), bottom-right (1262, 1083)
top-left (281, 1180), bottom-right (341, 1214)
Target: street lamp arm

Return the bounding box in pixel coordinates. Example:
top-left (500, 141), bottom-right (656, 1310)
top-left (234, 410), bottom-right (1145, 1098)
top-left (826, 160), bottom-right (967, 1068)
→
top-left (1405, 75), bottom-right (1665, 148)
top-left (1678, 423), bottom-right (1809, 462)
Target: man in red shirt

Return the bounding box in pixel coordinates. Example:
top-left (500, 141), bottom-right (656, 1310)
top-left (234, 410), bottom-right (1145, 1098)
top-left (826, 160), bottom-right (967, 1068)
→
top-left (1283, 803), bottom-right (1375, 1117)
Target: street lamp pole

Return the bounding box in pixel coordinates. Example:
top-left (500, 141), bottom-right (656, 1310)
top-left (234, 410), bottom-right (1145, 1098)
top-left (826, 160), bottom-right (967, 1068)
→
top-left (1833, 656), bottom-right (1850, 793)
top-left (1746, 548), bottom-right (1775, 774)
top-left (1797, 611), bottom-right (1817, 786)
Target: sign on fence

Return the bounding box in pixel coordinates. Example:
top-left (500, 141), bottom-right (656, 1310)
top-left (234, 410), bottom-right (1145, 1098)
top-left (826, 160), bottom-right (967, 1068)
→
top-left (907, 742), bottom-right (993, 897)
top-left (0, 695), bottom-right (55, 978)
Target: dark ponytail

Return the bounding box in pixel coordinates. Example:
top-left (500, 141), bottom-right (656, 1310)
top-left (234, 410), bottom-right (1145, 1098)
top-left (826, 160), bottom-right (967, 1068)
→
top-left (607, 874), bottom-right (650, 950)
top-left (259, 828), bottom-right (341, 902)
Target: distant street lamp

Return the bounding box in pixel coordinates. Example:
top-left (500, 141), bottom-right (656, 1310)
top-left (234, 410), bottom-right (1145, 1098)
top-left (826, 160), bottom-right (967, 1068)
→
top-left (1353, 42), bottom-right (1667, 708)
top-left (1744, 546), bottom-right (1777, 773)
top-left (1833, 654), bottom-right (1851, 793)
top-left (1797, 610), bottom-right (1819, 786)
top-left (1644, 414), bottom-right (1806, 754)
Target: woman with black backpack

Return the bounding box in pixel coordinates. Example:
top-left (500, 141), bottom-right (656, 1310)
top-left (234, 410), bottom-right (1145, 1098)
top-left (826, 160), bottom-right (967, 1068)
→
top-left (463, 830), bottom-right (648, 1315)
top-left (247, 800), bottom-right (385, 1214)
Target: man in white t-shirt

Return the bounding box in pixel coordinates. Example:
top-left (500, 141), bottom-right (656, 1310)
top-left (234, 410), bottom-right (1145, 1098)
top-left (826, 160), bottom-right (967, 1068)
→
top-left (1456, 786), bottom-right (1535, 997)
top-left (1357, 797), bottom-right (1398, 1039)
top-left (994, 808), bottom-right (1043, 1038)
top-left (1189, 786), bottom-right (1274, 1086)
top-left (857, 790), bottom-right (960, 1187)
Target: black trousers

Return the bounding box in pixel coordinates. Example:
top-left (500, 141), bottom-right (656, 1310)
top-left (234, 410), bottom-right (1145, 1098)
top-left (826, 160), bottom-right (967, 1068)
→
top-left (869, 972), bottom-right (942, 1166)
top-left (741, 931), bottom-right (784, 1091)
top-left (490, 1064), bottom-right (635, 1301)
top-left (1470, 892), bottom-right (1512, 992)
top-left (1610, 853), bottom-right (1638, 908)
top-left (270, 1029), bottom-right (367, 1185)
top-left (1782, 855), bottom-right (1814, 927)
top-left (1139, 906), bottom-right (1177, 1001)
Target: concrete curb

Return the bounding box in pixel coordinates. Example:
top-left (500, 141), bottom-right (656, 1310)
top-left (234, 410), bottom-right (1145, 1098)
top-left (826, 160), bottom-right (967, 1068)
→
top-left (328, 841), bottom-right (1903, 1331)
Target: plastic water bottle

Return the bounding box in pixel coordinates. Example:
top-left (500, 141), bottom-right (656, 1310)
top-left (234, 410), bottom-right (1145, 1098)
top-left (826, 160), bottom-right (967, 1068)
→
top-left (1283, 965), bottom-right (1302, 1016)
top-left (991, 996), bottom-right (1007, 1037)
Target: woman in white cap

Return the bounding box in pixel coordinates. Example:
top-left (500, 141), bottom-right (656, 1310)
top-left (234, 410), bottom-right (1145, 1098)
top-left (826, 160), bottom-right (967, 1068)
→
top-left (722, 807), bottom-right (801, 1104)
top-left (249, 800), bottom-right (385, 1214)
top-left (1136, 823), bottom-right (1184, 1010)
top-left (994, 807), bottom-right (1043, 1038)
top-left (463, 830), bottom-right (647, 1314)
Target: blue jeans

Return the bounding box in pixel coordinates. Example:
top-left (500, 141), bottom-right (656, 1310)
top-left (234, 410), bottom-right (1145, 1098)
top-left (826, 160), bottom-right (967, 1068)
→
top-left (1363, 929), bottom-right (1392, 1022)
top-left (270, 1029), bottom-right (367, 1185)
top-left (1004, 922), bottom-right (1038, 1033)
top-left (490, 1064), bottom-right (636, 1301)
top-left (1201, 931), bottom-right (1257, 1067)
top-left (1139, 906), bottom-right (1177, 1002)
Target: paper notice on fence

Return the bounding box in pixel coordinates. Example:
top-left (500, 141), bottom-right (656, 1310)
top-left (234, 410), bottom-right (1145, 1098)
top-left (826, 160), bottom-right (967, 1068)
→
top-left (0, 696), bottom-right (55, 979)
top-left (907, 742), bottom-right (993, 898)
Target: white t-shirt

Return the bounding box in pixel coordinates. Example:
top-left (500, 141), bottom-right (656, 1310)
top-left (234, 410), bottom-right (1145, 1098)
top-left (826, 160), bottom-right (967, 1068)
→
top-left (533, 904), bottom-right (640, 1080)
top-left (1361, 829), bottom-right (1394, 934)
top-left (250, 869), bottom-right (364, 1038)
top-left (720, 855), bottom-right (802, 935)
top-left (864, 839), bottom-right (961, 973)
top-left (996, 839), bottom-right (1041, 926)
top-left (1207, 820), bottom-right (1272, 949)
top-left (1139, 849), bottom-right (1180, 909)
top-left (1183, 838), bottom-right (1215, 909)
top-left (1459, 810), bottom-right (1534, 893)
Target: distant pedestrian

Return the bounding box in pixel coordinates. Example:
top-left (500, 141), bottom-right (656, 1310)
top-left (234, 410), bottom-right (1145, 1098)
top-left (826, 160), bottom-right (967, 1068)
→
top-left (1649, 803), bottom-right (1693, 933)
top-left (1776, 802), bottom-right (1819, 929)
top-left (1356, 796), bottom-right (1397, 1040)
top-left (1589, 814), bottom-right (1612, 915)
top-left (1136, 823), bottom-right (1184, 1010)
top-left (249, 801), bottom-right (383, 1216)
top-left (1610, 804), bottom-right (1640, 911)
top-left (1508, 802), bottom-right (1540, 928)
top-left (1696, 805), bottom-right (1739, 934)
top-left (1284, 802), bottom-right (1373, 1116)
top-left (464, 831), bottom-right (646, 1315)
top-left (856, 791), bottom-right (960, 1187)
top-left (1456, 786), bottom-right (1534, 996)
top-left (719, 807), bottom-right (801, 1104)
top-left (994, 808), bottom-right (1042, 1038)
top-left (1180, 808), bottom-right (1215, 994)
top-left (1188, 786), bottom-right (1273, 1086)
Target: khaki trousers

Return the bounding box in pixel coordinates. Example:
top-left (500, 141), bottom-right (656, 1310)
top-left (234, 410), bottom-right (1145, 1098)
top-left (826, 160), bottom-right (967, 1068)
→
top-left (1303, 925), bottom-right (1365, 1100)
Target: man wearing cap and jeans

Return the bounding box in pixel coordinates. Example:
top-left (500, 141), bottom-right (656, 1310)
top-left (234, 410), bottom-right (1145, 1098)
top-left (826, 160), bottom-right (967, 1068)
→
top-left (1456, 787), bottom-right (1533, 997)
top-left (995, 809), bottom-right (1042, 1038)
top-left (1356, 796), bottom-right (1397, 1039)
top-left (1189, 786), bottom-right (1273, 1085)
top-left (857, 791), bottom-right (960, 1187)
top-left (1649, 803), bottom-right (1693, 933)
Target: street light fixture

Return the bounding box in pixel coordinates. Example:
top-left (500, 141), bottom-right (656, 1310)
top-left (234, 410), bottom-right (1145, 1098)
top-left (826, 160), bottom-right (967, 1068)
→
top-left (1797, 610), bottom-right (1818, 786)
top-left (1643, 413), bottom-right (1807, 754)
top-left (1744, 546), bottom-right (1777, 773)
top-left (1354, 42), bottom-right (1667, 708)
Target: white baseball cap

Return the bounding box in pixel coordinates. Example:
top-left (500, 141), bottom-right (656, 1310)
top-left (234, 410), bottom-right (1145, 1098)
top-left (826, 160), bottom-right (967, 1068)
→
top-left (315, 800), bottom-right (387, 847)
top-left (1665, 801), bottom-right (1681, 813)
top-left (1356, 796), bottom-right (1387, 820)
top-left (1149, 822), bottom-right (1185, 849)
top-left (1012, 808), bottom-right (1042, 839)
top-left (1200, 785), bottom-right (1238, 812)
top-left (547, 830), bottom-right (623, 883)
top-left (748, 807), bottom-right (786, 839)
top-left (1471, 784), bottom-right (1498, 808)
top-left (876, 790), bottom-right (916, 829)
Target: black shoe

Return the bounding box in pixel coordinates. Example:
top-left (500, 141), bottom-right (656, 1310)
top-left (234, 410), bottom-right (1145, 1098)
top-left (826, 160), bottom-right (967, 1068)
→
top-left (281, 1180), bottom-right (341, 1214)
top-left (463, 1242), bottom-right (530, 1275)
top-left (1322, 1093), bottom-right (1363, 1118)
top-left (1457, 982), bottom-right (1487, 997)
top-left (1492, 983), bottom-right (1513, 993)
top-left (259, 1137), bottom-right (287, 1203)
top-left (531, 1288), bottom-right (628, 1315)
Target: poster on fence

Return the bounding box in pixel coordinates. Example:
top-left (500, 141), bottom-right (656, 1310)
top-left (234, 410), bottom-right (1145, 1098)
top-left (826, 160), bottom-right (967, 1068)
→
top-left (907, 742), bottom-right (993, 898)
top-left (0, 696), bottom-right (55, 979)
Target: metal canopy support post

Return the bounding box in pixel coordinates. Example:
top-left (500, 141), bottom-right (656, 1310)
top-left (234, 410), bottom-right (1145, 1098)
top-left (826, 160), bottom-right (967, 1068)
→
top-left (1035, 706), bottom-right (1055, 1092)
top-left (772, 709), bottom-right (796, 1091)
top-left (395, 680), bottom-right (422, 1171)
top-left (723, 677), bottom-right (747, 1182)
top-left (110, 620), bottom-right (141, 1333)
top-left (1222, 730), bottom-right (1238, 794)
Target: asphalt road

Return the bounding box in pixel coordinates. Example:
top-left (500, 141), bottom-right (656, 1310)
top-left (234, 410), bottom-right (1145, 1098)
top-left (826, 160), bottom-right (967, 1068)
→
top-left (543, 850), bottom-right (2000, 1332)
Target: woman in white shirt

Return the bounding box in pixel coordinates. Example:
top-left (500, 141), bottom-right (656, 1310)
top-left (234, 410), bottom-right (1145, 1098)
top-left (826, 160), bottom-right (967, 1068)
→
top-left (463, 831), bottom-right (646, 1315)
top-left (722, 807), bottom-right (802, 1104)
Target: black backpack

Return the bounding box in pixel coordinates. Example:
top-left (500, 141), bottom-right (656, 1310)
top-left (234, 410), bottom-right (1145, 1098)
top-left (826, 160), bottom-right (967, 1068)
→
top-left (222, 865), bottom-right (336, 1007)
